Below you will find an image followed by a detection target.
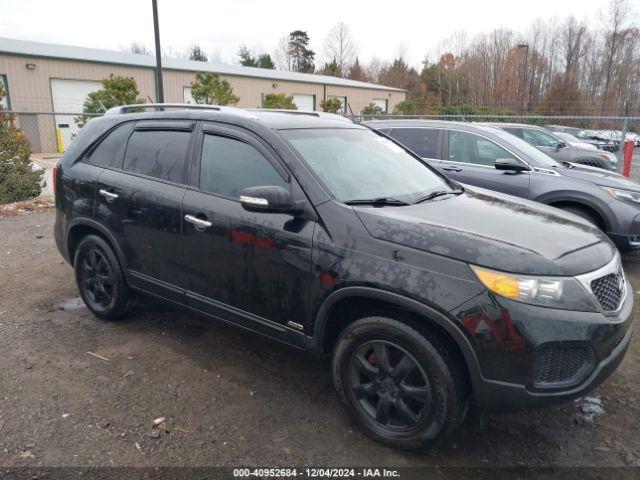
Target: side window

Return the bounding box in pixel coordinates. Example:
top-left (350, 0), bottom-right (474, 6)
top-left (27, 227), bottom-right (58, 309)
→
top-left (503, 128), bottom-right (524, 139)
top-left (200, 134), bottom-right (288, 198)
top-left (84, 123), bottom-right (132, 168)
top-left (122, 130), bottom-right (191, 183)
top-left (448, 131), bottom-right (517, 166)
top-left (522, 128), bottom-right (560, 147)
top-left (389, 128), bottom-right (440, 158)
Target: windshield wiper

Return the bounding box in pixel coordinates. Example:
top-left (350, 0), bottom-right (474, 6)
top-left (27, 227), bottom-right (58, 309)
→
top-left (414, 189), bottom-right (464, 204)
top-left (562, 161), bottom-right (575, 168)
top-left (344, 197), bottom-right (411, 207)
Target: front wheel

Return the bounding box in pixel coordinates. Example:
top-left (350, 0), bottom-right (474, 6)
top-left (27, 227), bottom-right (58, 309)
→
top-left (74, 234), bottom-right (134, 320)
top-left (332, 316), bottom-right (468, 450)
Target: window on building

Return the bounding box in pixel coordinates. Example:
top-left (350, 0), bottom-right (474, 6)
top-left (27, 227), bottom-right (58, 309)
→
top-left (389, 128), bottom-right (441, 159)
top-left (123, 130), bottom-right (191, 183)
top-left (0, 75), bottom-right (9, 109)
top-left (448, 131), bottom-right (518, 167)
top-left (84, 123), bottom-right (133, 168)
top-left (372, 98), bottom-right (388, 113)
top-left (200, 134), bottom-right (288, 199)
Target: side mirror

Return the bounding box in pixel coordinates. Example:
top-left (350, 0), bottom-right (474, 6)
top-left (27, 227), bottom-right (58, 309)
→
top-left (556, 141), bottom-right (567, 151)
top-left (495, 158), bottom-right (529, 172)
top-left (240, 186), bottom-right (296, 214)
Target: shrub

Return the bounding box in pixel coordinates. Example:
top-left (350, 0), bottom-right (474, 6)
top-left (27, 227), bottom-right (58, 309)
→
top-left (0, 84), bottom-right (41, 204)
top-left (361, 103), bottom-right (384, 115)
top-left (393, 100), bottom-right (416, 115)
top-left (190, 72), bottom-right (239, 105)
top-left (320, 97), bottom-right (343, 113)
top-left (262, 93), bottom-right (297, 110)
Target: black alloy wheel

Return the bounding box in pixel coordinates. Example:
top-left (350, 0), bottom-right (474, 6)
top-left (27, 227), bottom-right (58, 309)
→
top-left (348, 340), bottom-right (432, 430)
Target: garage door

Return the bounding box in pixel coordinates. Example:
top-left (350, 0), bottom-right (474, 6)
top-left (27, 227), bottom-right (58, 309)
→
top-left (292, 94), bottom-right (315, 111)
top-left (50, 79), bottom-right (101, 151)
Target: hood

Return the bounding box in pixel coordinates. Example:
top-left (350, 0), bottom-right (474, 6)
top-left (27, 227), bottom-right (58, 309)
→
top-left (559, 163), bottom-right (640, 190)
top-left (354, 187), bottom-right (615, 276)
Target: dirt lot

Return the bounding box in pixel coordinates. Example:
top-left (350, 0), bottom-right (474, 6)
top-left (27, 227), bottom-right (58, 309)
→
top-left (1, 211), bottom-right (639, 469)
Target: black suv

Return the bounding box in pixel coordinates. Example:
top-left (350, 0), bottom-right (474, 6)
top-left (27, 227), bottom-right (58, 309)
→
top-left (368, 120), bottom-right (640, 251)
top-left (55, 105), bottom-right (632, 450)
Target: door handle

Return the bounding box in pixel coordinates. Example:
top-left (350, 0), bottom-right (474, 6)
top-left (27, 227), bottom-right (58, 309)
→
top-left (442, 165), bottom-right (462, 172)
top-left (185, 214), bottom-right (212, 229)
top-left (98, 189), bottom-right (118, 202)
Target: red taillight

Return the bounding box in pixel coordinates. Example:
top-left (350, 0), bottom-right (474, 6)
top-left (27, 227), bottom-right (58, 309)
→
top-left (52, 165), bottom-right (57, 197)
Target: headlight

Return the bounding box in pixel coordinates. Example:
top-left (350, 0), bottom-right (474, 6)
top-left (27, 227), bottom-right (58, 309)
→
top-left (470, 265), bottom-right (597, 311)
top-left (603, 187), bottom-right (640, 206)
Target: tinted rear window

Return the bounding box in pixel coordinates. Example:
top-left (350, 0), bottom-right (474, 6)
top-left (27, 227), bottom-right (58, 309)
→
top-left (84, 123), bottom-right (132, 168)
top-left (389, 128), bottom-right (440, 158)
top-left (122, 130), bottom-right (191, 183)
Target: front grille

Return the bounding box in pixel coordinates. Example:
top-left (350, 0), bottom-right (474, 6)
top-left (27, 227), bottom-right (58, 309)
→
top-left (591, 273), bottom-right (623, 311)
top-left (534, 347), bottom-right (590, 386)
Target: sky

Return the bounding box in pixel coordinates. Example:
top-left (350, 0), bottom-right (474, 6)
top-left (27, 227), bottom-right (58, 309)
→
top-left (0, 0), bottom-right (622, 69)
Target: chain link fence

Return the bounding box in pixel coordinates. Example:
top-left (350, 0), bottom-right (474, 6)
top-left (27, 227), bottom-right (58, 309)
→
top-left (5, 111), bottom-right (102, 155)
top-left (5, 110), bottom-right (640, 180)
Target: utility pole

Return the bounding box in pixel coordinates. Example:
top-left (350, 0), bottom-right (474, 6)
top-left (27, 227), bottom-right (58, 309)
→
top-left (152, 0), bottom-right (164, 103)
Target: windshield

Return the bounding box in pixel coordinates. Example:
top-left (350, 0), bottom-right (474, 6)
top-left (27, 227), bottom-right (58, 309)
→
top-left (492, 130), bottom-right (562, 168)
top-left (555, 132), bottom-right (578, 142)
top-left (523, 128), bottom-right (561, 147)
top-left (282, 128), bottom-right (453, 203)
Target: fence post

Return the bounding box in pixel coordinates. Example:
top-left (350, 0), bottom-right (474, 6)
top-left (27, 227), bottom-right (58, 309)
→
top-left (618, 116), bottom-right (629, 173)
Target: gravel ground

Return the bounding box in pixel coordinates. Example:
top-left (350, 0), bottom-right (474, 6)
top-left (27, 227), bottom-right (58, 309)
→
top-left (0, 211), bottom-right (639, 469)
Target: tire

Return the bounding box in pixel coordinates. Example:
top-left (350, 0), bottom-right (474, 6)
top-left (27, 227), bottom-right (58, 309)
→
top-left (560, 205), bottom-right (600, 228)
top-left (332, 316), bottom-right (468, 450)
top-left (74, 234), bottom-right (134, 320)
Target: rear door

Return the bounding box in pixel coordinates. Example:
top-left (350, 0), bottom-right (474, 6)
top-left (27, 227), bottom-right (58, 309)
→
top-left (181, 123), bottom-right (315, 337)
top-left (387, 127), bottom-right (443, 168)
top-left (441, 129), bottom-right (530, 199)
top-left (95, 120), bottom-right (194, 302)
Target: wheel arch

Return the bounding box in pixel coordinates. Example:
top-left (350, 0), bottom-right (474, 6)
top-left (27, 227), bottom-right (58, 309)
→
top-left (536, 192), bottom-right (613, 231)
top-left (309, 287), bottom-right (483, 386)
top-left (66, 218), bottom-right (126, 269)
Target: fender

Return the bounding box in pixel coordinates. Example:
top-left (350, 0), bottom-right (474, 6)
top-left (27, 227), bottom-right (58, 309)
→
top-left (309, 286), bottom-right (484, 385)
top-left (535, 191), bottom-right (614, 231)
top-left (66, 217), bottom-right (127, 270)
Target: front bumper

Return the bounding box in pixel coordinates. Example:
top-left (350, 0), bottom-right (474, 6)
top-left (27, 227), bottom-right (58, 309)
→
top-left (452, 278), bottom-right (633, 412)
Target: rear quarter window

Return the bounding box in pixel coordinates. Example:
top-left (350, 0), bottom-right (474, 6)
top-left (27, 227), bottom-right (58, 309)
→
top-left (83, 123), bottom-right (132, 168)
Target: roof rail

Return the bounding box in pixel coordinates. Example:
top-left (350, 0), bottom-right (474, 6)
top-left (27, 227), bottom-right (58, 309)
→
top-left (104, 103), bottom-right (259, 119)
top-left (248, 109), bottom-right (352, 123)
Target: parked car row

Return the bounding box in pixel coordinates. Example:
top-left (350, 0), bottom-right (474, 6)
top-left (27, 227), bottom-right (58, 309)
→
top-left (545, 125), bottom-right (640, 152)
top-left (56, 105), bottom-right (633, 451)
top-left (367, 120), bottom-right (640, 251)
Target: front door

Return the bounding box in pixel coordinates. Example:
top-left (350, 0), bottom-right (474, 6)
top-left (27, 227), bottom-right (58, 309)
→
top-left (440, 129), bottom-right (531, 199)
top-left (182, 124), bottom-right (315, 337)
top-left (95, 120), bottom-right (194, 301)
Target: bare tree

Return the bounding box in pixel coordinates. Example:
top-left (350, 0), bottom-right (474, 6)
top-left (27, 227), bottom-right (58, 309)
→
top-left (123, 42), bottom-right (151, 55)
top-left (322, 22), bottom-right (357, 76)
top-left (273, 35), bottom-right (292, 71)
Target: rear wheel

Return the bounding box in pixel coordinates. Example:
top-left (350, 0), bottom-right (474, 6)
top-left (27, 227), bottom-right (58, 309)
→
top-left (74, 234), bottom-right (134, 320)
top-left (332, 316), bottom-right (468, 450)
